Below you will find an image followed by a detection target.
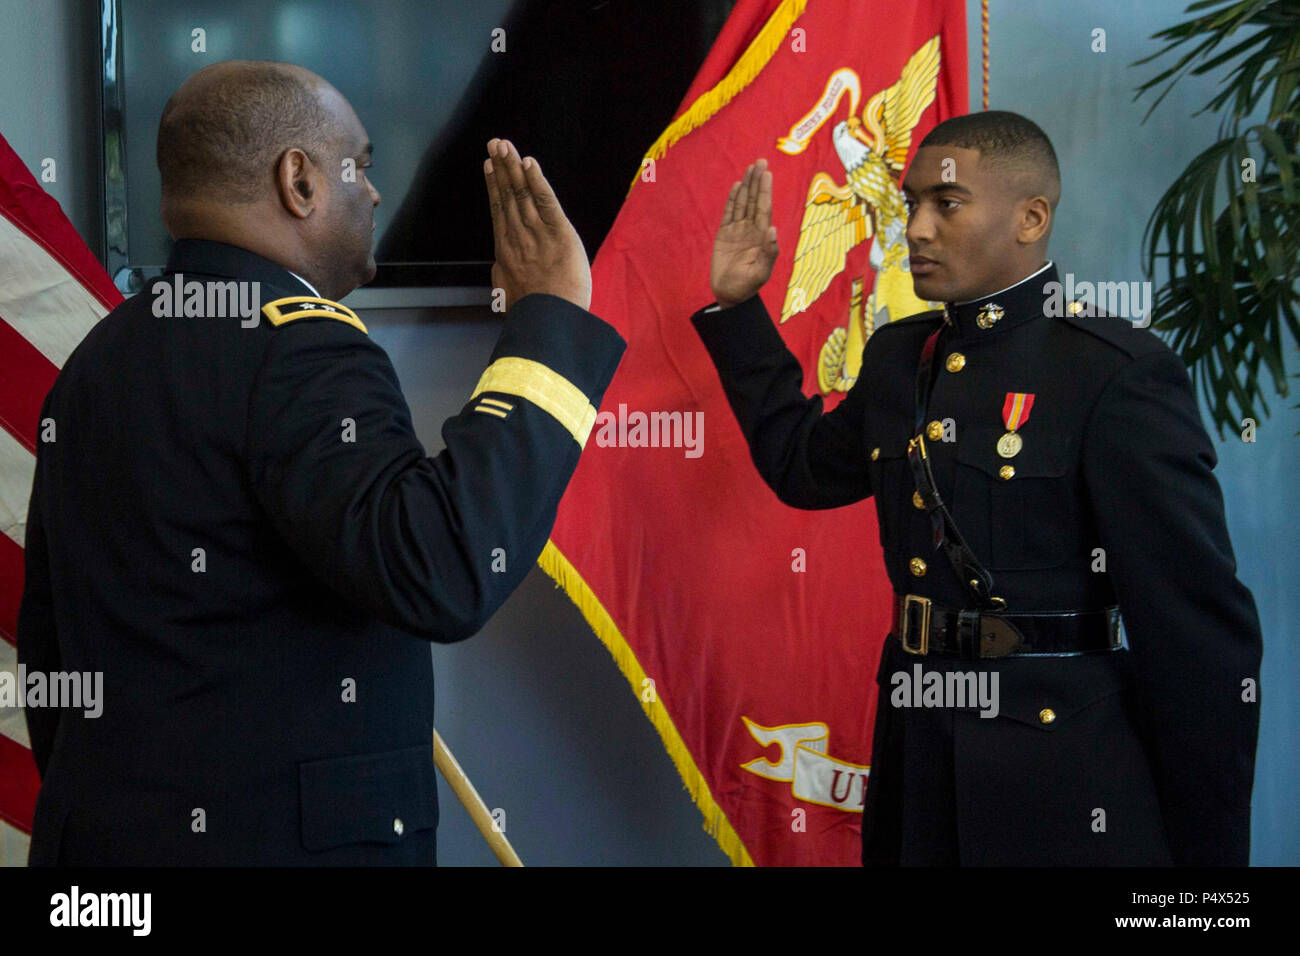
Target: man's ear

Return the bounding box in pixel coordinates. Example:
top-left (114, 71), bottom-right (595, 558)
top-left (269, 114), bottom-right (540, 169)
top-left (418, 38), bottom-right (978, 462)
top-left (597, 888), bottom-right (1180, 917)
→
top-left (275, 147), bottom-right (319, 219)
top-left (1017, 195), bottom-right (1051, 245)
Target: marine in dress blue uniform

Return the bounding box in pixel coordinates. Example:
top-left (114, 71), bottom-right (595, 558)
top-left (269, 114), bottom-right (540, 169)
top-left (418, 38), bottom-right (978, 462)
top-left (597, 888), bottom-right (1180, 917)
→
top-left (692, 260), bottom-right (1262, 866)
top-left (692, 110), bottom-right (1262, 865)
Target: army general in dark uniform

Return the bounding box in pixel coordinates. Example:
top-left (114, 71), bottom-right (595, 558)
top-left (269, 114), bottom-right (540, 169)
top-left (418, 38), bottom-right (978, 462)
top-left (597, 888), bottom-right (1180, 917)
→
top-left (17, 61), bottom-right (625, 864)
top-left (692, 112), bottom-right (1261, 866)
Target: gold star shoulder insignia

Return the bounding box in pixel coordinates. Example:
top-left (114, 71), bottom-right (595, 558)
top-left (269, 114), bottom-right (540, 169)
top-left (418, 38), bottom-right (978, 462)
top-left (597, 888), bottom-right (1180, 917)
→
top-left (262, 296), bottom-right (368, 335)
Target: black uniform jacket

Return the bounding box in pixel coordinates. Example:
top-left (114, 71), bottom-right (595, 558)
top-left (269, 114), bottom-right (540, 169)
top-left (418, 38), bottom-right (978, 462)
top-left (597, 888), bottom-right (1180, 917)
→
top-left (691, 262), bottom-right (1261, 866)
top-left (17, 239), bottom-right (625, 865)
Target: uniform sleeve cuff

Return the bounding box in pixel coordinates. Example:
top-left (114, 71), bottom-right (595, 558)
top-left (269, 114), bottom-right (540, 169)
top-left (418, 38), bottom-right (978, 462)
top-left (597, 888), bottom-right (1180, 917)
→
top-left (492, 293), bottom-right (627, 405)
top-left (690, 295), bottom-right (788, 371)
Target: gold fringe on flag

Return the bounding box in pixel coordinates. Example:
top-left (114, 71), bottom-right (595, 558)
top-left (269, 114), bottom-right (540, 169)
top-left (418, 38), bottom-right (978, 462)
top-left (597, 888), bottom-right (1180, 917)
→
top-left (537, 540), bottom-right (756, 867)
top-left (631, 0), bottom-right (810, 189)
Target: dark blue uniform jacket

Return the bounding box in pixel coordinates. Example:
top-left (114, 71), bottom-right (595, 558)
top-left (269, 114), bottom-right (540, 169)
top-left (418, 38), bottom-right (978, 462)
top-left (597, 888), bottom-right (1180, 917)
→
top-left (19, 239), bottom-right (625, 865)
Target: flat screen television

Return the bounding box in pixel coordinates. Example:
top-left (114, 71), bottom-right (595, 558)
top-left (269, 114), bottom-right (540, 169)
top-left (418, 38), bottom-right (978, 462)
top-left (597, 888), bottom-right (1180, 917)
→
top-left (101, 0), bottom-right (736, 302)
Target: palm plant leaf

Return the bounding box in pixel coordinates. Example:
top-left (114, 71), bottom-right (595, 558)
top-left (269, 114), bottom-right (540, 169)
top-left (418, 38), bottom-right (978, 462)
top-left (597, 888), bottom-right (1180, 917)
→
top-left (1134, 0), bottom-right (1300, 436)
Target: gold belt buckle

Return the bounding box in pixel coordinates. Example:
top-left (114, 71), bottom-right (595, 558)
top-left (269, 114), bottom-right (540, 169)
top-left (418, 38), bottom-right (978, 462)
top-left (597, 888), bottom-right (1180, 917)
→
top-left (901, 594), bottom-right (931, 655)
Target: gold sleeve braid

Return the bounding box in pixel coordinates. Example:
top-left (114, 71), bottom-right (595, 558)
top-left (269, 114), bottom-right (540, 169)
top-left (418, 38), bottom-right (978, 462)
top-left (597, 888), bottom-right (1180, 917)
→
top-left (470, 356), bottom-right (598, 447)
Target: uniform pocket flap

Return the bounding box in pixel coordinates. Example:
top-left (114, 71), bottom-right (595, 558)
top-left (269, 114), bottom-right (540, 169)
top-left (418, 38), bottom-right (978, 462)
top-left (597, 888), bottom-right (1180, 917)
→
top-left (299, 743), bottom-right (438, 852)
top-left (972, 651), bottom-right (1131, 729)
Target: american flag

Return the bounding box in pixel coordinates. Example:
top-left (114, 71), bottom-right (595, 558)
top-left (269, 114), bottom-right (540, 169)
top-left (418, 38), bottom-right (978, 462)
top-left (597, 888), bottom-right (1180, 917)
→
top-left (0, 130), bottom-right (120, 866)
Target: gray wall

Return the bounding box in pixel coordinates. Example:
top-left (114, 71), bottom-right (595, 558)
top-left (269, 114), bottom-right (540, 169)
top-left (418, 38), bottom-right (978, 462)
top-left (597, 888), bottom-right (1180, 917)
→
top-left (1, 0), bottom-right (1294, 865)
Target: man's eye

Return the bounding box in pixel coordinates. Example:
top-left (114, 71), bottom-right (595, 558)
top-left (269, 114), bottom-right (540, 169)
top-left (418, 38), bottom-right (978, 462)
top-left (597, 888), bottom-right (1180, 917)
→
top-left (940, 198), bottom-right (959, 210)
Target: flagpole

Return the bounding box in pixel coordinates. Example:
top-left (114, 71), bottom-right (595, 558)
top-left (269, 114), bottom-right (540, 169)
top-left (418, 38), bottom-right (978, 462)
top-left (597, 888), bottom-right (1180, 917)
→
top-left (432, 729), bottom-right (524, 867)
top-left (982, 0), bottom-right (990, 110)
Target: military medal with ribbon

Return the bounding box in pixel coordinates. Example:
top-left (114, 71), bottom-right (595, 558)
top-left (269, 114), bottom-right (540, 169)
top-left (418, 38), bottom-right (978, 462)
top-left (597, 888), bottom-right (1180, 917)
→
top-left (997, 392), bottom-right (1034, 458)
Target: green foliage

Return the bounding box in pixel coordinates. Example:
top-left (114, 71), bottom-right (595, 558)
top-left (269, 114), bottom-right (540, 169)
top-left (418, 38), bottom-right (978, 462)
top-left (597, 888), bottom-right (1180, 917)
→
top-left (1133, 0), bottom-right (1299, 437)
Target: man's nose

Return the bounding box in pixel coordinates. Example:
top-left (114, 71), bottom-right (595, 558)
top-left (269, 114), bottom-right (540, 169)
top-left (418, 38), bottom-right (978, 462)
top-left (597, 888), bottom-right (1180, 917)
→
top-left (905, 206), bottom-right (932, 245)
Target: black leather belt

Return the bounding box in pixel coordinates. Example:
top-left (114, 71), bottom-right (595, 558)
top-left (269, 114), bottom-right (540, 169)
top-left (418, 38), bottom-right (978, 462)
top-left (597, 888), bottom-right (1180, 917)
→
top-left (893, 594), bottom-right (1123, 658)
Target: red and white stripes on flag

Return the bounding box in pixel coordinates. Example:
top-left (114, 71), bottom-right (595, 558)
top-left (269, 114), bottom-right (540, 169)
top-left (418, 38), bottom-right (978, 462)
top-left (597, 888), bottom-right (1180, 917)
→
top-left (0, 130), bottom-right (120, 866)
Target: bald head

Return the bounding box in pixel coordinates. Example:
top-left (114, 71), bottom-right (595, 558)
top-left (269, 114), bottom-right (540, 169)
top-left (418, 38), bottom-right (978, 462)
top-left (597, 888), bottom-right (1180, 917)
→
top-left (155, 60), bottom-right (382, 300)
top-left (157, 60), bottom-right (339, 205)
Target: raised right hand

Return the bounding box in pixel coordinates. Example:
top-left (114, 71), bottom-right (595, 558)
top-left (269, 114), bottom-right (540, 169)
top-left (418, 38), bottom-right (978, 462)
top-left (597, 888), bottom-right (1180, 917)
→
top-left (710, 158), bottom-right (779, 310)
top-left (484, 138), bottom-right (591, 311)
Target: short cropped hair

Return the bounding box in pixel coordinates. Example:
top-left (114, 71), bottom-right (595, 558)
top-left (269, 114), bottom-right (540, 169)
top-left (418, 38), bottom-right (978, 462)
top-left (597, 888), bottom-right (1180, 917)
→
top-left (157, 62), bottom-right (337, 204)
top-left (918, 110), bottom-right (1061, 210)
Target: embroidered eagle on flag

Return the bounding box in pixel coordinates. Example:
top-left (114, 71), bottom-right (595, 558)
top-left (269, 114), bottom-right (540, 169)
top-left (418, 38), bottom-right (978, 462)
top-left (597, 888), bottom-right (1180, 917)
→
top-left (776, 36), bottom-right (943, 393)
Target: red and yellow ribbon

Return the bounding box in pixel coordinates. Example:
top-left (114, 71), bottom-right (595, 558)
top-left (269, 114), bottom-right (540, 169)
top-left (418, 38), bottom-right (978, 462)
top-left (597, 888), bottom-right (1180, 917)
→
top-left (1003, 392), bottom-right (1035, 432)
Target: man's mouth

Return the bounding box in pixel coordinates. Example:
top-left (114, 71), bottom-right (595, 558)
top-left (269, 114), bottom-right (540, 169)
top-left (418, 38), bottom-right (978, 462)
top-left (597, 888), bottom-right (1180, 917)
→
top-left (910, 254), bottom-right (938, 274)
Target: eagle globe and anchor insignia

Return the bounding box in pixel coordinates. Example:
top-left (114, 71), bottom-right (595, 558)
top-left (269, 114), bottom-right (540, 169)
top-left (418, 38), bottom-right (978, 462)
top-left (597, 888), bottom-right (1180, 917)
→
top-left (976, 301), bottom-right (1004, 329)
top-left (775, 36), bottom-right (945, 395)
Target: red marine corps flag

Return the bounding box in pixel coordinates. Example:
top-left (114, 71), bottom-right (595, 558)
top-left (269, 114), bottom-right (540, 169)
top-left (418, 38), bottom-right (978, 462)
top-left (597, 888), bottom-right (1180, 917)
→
top-left (540, 0), bottom-right (967, 864)
top-left (0, 131), bottom-right (121, 866)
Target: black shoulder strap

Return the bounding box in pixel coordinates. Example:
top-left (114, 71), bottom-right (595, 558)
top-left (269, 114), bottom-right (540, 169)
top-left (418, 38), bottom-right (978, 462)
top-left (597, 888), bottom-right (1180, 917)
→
top-left (907, 320), bottom-right (1005, 611)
